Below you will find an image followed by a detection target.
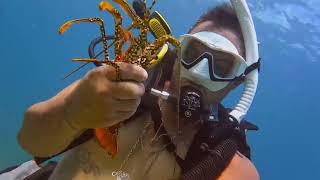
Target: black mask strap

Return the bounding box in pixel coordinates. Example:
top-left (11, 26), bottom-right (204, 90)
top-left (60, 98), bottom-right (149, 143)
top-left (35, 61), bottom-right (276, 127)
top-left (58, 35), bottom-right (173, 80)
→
top-left (233, 58), bottom-right (261, 82)
top-left (244, 58), bottom-right (261, 75)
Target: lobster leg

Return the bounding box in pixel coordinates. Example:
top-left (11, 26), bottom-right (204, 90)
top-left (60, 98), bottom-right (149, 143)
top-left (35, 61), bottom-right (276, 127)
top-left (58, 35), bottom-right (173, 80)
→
top-left (99, 1), bottom-right (136, 62)
top-left (99, 1), bottom-right (125, 62)
top-left (59, 18), bottom-right (110, 61)
top-left (112, 0), bottom-right (144, 28)
top-left (123, 21), bottom-right (149, 65)
top-left (141, 35), bottom-right (181, 68)
top-left (148, 35), bottom-right (181, 50)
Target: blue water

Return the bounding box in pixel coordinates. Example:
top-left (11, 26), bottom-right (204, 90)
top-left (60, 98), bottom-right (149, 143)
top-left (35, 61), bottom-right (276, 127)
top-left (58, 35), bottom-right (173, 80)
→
top-left (1, 0), bottom-right (319, 179)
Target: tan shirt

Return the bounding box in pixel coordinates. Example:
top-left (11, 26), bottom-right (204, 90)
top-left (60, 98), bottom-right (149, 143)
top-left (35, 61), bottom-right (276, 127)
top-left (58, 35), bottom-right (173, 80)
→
top-left (49, 112), bottom-right (181, 180)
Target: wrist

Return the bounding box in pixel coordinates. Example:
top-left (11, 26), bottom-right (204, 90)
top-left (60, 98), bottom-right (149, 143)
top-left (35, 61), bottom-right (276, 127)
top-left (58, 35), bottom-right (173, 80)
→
top-left (58, 79), bottom-right (87, 132)
top-left (61, 96), bottom-right (85, 133)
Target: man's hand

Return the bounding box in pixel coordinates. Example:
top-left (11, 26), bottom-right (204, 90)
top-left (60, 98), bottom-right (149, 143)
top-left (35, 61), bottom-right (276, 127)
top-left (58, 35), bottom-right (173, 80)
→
top-left (64, 63), bottom-right (148, 130)
top-left (18, 63), bottom-right (147, 157)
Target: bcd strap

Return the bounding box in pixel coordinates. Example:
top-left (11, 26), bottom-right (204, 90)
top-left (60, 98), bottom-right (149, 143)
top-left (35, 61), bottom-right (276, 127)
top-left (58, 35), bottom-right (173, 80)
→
top-left (24, 161), bottom-right (57, 180)
top-left (181, 138), bottom-right (238, 180)
top-left (177, 105), bottom-right (258, 179)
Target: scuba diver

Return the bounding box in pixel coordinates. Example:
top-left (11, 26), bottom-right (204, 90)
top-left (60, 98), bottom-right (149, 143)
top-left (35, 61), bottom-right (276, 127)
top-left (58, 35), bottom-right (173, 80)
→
top-left (2, 1), bottom-right (261, 180)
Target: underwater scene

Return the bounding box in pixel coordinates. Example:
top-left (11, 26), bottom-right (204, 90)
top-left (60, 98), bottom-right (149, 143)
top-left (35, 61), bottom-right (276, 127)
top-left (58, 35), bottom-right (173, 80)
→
top-left (0, 0), bottom-right (319, 179)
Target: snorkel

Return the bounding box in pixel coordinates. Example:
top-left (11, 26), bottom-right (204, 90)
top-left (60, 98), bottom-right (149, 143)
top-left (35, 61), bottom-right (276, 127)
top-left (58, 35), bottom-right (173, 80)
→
top-left (229, 0), bottom-right (259, 122)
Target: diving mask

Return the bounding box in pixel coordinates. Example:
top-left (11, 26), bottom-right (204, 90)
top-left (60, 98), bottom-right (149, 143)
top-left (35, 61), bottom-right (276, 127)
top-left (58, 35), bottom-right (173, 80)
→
top-left (180, 31), bottom-right (248, 92)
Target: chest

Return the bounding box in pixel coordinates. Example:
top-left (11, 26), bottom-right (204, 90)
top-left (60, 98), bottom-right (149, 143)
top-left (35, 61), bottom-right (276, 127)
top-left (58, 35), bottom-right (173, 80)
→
top-left (50, 113), bottom-right (181, 180)
top-left (113, 114), bottom-right (181, 180)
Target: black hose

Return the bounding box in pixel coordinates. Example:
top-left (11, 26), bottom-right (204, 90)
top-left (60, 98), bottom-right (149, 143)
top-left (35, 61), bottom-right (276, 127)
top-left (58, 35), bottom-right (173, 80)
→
top-left (88, 35), bottom-right (115, 67)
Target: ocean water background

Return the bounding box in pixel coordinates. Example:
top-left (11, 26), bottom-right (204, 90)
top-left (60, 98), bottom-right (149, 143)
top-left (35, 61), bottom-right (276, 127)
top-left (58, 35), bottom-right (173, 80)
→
top-left (0, 0), bottom-right (319, 179)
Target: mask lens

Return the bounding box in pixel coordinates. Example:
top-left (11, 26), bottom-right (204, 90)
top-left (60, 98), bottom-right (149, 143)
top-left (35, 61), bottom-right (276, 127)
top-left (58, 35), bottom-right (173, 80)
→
top-left (181, 37), bottom-right (240, 79)
top-left (212, 51), bottom-right (237, 78)
top-left (181, 39), bottom-right (204, 64)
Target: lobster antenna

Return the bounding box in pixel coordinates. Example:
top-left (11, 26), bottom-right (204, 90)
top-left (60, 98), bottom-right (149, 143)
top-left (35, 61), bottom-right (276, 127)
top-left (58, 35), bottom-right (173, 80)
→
top-left (61, 39), bottom-right (117, 80)
top-left (62, 62), bottom-right (90, 80)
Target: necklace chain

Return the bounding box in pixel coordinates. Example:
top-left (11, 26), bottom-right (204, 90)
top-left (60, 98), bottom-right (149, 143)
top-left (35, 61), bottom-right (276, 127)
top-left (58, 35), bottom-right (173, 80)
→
top-left (112, 120), bottom-right (152, 179)
top-left (111, 115), bottom-right (181, 180)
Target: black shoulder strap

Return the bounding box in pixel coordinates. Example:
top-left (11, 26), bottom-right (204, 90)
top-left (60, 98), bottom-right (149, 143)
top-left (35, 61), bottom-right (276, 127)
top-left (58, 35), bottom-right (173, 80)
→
top-left (177, 105), bottom-right (258, 179)
top-left (24, 161), bottom-right (57, 180)
top-left (181, 138), bottom-right (238, 180)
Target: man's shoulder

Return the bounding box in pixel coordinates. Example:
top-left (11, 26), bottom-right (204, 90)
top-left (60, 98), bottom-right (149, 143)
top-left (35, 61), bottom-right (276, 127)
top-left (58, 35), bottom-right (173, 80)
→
top-left (218, 152), bottom-right (260, 180)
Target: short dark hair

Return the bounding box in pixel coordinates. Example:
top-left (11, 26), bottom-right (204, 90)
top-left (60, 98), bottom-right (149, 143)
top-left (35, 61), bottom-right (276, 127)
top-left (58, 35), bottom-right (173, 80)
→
top-left (188, 3), bottom-right (245, 58)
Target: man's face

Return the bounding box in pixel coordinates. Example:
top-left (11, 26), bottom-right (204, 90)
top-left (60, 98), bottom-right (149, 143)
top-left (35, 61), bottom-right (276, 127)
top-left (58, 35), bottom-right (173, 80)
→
top-left (181, 20), bottom-right (244, 103)
top-left (160, 20), bottom-right (244, 135)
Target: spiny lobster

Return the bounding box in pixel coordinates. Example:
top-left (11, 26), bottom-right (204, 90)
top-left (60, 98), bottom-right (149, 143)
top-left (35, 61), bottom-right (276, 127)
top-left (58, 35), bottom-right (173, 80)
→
top-left (58, 0), bottom-right (180, 157)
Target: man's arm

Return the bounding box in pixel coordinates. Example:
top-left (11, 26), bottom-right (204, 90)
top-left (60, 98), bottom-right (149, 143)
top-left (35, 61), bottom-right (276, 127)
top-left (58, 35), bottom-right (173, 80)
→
top-left (17, 63), bottom-right (148, 157)
top-left (18, 80), bottom-right (85, 157)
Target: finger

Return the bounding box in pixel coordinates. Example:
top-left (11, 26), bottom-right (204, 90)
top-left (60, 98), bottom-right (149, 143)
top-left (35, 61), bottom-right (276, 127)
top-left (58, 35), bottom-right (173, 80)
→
top-left (112, 98), bottom-right (141, 111)
top-left (90, 65), bottom-right (117, 81)
top-left (118, 63), bottom-right (148, 82)
top-left (96, 63), bottom-right (148, 82)
top-left (111, 81), bottom-right (145, 100)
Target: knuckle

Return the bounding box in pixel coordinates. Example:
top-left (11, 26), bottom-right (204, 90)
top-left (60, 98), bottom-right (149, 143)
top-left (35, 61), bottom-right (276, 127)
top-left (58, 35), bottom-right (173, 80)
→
top-left (139, 68), bottom-right (148, 81)
top-left (118, 62), bottom-right (132, 70)
top-left (95, 81), bottom-right (111, 96)
top-left (95, 86), bottom-right (108, 96)
top-left (91, 65), bottom-right (116, 80)
top-left (128, 83), bottom-right (145, 98)
top-left (107, 111), bottom-right (116, 120)
top-left (134, 98), bottom-right (141, 107)
top-left (117, 62), bottom-right (127, 68)
top-left (101, 65), bottom-right (116, 78)
top-left (136, 83), bottom-right (145, 96)
top-left (110, 81), bottom-right (145, 100)
top-left (87, 67), bottom-right (103, 80)
top-left (133, 66), bottom-right (148, 81)
top-left (85, 69), bottom-right (96, 80)
top-left (123, 110), bottom-right (135, 119)
top-left (119, 63), bottom-right (148, 81)
top-left (128, 99), bottom-right (141, 109)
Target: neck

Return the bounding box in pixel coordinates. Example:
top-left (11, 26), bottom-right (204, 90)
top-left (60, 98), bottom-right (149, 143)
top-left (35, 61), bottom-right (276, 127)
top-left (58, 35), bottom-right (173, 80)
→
top-left (159, 100), bottom-right (220, 159)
